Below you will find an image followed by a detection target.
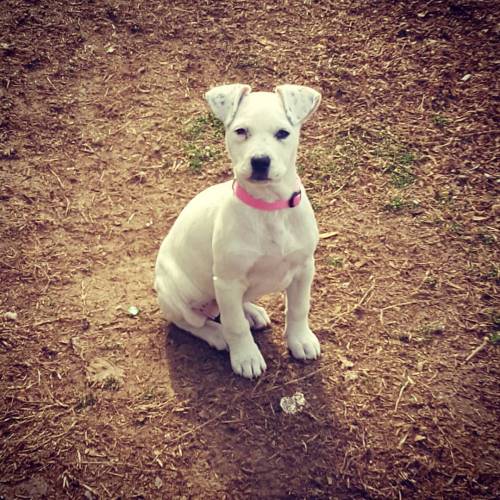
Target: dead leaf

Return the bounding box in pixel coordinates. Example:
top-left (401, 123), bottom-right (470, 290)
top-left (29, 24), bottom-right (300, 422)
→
top-left (354, 259), bottom-right (368, 269)
top-left (398, 433), bottom-right (409, 449)
top-left (344, 371), bottom-right (358, 382)
top-left (338, 355), bottom-right (354, 369)
top-left (70, 336), bottom-right (85, 359)
top-left (86, 357), bottom-right (124, 387)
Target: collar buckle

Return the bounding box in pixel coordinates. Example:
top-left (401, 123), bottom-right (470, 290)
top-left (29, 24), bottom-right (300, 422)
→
top-left (288, 190), bottom-right (302, 208)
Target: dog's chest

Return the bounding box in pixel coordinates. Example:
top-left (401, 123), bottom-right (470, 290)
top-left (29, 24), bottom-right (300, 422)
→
top-left (245, 218), bottom-right (314, 298)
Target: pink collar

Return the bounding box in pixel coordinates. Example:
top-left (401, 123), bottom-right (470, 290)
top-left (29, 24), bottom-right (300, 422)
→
top-left (233, 181), bottom-right (302, 211)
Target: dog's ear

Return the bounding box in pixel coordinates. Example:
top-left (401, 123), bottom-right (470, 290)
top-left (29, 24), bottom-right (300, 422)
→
top-left (275, 85), bottom-right (321, 126)
top-left (205, 84), bottom-right (252, 127)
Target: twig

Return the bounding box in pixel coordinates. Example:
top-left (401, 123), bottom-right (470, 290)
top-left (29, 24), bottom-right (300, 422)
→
top-left (33, 317), bottom-right (70, 327)
top-left (160, 410), bottom-right (227, 453)
top-left (264, 362), bottom-right (334, 392)
top-left (380, 300), bottom-right (420, 311)
top-left (379, 300), bottom-right (421, 325)
top-left (330, 179), bottom-right (350, 197)
top-left (48, 168), bottom-right (65, 189)
top-left (319, 231), bottom-right (338, 240)
top-left (465, 336), bottom-right (489, 362)
top-left (352, 282), bottom-right (376, 311)
top-left (394, 375), bottom-right (413, 413)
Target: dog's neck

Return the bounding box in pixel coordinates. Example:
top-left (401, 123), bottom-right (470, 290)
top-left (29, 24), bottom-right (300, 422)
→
top-left (235, 169), bottom-right (301, 204)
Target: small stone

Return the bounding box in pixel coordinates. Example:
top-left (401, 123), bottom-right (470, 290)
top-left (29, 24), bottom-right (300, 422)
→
top-left (4, 311), bottom-right (17, 321)
top-left (280, 392), bottom-right (306, 414)
top-left (128, 306), bottom-right (140, 317)
top-left (154, 476), bottom-right (163, 489)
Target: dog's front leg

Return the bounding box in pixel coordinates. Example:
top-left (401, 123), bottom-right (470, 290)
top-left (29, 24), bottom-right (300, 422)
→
top-left (214, 277), bottom-right (267, 378)
top-left (285, 259), bottom-right (321, 360)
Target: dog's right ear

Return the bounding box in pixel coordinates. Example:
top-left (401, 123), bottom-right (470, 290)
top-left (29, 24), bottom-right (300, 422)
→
top-left (205, 84), bottom-right (252, 127)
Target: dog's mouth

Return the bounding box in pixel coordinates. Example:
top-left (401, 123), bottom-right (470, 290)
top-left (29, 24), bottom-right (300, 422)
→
top-left (248, 176), bottom-right (271, 184)
top-left (248, 173), bottom-right (271, 183)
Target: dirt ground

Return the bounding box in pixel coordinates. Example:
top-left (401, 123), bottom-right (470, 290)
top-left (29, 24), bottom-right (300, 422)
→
top-left (1, 0), bottom-right (499, 498)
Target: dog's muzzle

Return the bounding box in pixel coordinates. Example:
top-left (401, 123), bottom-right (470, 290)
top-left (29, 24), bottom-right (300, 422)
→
top-left (250, 155), bottom-right (271, 181)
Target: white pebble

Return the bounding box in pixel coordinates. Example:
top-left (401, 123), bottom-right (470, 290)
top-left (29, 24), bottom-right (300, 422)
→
top-left (4, 311), bottom-right (18, 321)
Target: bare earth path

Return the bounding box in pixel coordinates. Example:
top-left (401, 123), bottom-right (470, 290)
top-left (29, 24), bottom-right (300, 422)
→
top-left (1, 1), bottom-right (498, 498)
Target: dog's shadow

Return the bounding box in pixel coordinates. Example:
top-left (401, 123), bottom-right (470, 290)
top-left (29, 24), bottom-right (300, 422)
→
top-left (164, 319), bottom-right (361, 498)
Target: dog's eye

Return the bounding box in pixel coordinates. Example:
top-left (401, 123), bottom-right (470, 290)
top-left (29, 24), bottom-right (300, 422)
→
top-left (235, 128), bottom-right (248, 138)
top-left (275, 129), bottom-right (290, 140)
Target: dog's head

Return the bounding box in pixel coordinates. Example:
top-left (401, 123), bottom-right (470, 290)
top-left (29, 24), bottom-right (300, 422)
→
top-left (205, 84), bottom-right (321, 184)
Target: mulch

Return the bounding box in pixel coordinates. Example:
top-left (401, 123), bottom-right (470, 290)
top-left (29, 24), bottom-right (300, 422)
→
top-left (0, 0), bottom-right (498, 498)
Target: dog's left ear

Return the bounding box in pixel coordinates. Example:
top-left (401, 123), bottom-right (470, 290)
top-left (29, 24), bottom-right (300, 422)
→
top-left (205, 84), bottom-right (252, 127)
top-left (275, 85), bottom-right (321, 126)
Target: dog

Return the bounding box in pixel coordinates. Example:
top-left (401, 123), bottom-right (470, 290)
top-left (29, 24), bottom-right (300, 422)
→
top-left (154, 84), bottom-right (321, 379)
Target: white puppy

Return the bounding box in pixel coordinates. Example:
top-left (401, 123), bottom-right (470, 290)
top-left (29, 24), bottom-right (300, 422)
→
top-left (154, 84), bottom-right (321, 379)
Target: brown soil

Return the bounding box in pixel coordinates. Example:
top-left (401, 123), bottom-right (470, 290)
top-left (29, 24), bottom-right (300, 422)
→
top-left (1, 0), bottom-right (498, 498)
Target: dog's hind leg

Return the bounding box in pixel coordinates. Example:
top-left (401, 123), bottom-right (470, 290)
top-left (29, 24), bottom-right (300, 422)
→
top-left (173, 319), bottom-right (228, 351)
top-left (243, 302), bottom-right (271, 331)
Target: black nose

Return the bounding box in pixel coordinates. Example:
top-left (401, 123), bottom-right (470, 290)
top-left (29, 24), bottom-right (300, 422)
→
top-left (250, 155), bottom-right (271, 180)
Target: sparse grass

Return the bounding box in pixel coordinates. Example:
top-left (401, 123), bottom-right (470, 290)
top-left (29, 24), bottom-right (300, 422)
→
top-left (138, 387), bottom-right (171, 402)
top-left (303, 134), bottom-right (366, 190)
top-left (328, 256), bottom-right (344, 268)
top-left (485, 264), bottom-right (499, 282)
top-left (75, 393), bottom-right (97, 411)
top-left (435, 189), bottom-right (455, 205)
top-left (234, 53), bottom-right (261, 69)
top-left (375, 136), bottom-right (417, 188)
top-left (423, 275), bottom-right (438, 289)
top-left (102, 340), bottom-right (125, 351)
top-left (389, 166), bottom-right (415, 188)
top-left (385, 196), bottom-right (405, 211)
top-left (449, 222), bottom-right (464, 235)
top-left (398, 151), bottom-right (415, 166)
top-left (490, 332), bottom-right (500, 344)
top-left (383, 196), bottom-right (420, 213)
top-left (183, 112), bottom-right (224, 172)
top-left (478, 232), bottom-right (496, 245)
top-left (491, 312), bottom-right (500, 331)
top-left (185, 112), bottom-right (225, 140)
top-left (184, 144), bottom-right (219, 172)
top-left (432, 114), bottom-right (450, 128)
top-left (102, 376), bottom-right (121, 391)
top-left (385, 150), bottom-right (415, 188)
top-left (399, 321), bottom-right (445, 344)
top-left (416, 322), bottom-right (445, 337)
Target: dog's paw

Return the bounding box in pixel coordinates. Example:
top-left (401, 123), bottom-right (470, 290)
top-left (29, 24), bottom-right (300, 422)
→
top-left (207, 332), bottom-right (229, 351)
top-left (229, 338), bottom-right (267, 379)
top-left (243, 302), bottom-right (271, 331)
top-left (287, 329), bottom-right (321, 360)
